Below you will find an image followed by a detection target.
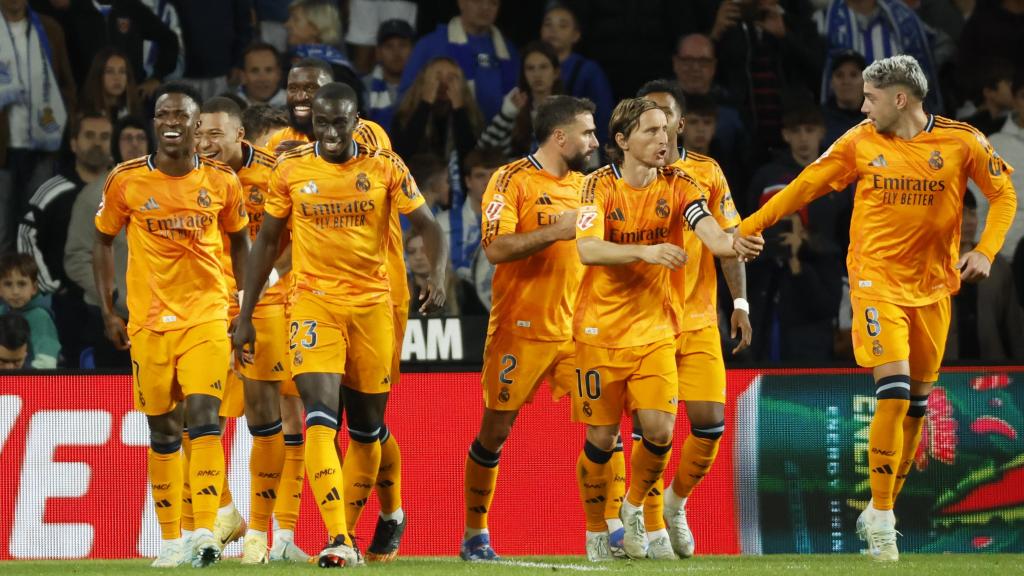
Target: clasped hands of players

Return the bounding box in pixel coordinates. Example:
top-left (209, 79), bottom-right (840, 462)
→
top-left (958, 250), bottom-right (992, 283)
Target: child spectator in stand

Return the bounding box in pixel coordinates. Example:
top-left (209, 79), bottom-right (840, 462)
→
top-left (0, 314), bottom-right (30, 370)
top-left (407, 153), bottom-right (451, 213)
top-left (0, 253), bottom-right (60, 368)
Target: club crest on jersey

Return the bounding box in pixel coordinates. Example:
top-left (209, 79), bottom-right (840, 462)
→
top-left (928, 150), bottom-right (944, 170)
top-left (293, 350), bottom-right (303, 366)
top-left (301, 180), bottom-right (319, 195)
top-left (484, 194), bottom-right (506, 222)
top-left (498, 387), bottom-right (510, 403)
top-left (655, 198), bottom-right (670, 218)
top-left (197, 188), bottom-right (212, 208)
top-left (248, 185), bottom-right (264, 205)
top-left (356, 172), bottom-right (371, 193)
top-left (872, 339), bottom-right (884, 357)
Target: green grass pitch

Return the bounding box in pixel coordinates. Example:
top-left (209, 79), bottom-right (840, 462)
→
top-left (3, 555), bottom-right (1024, 575)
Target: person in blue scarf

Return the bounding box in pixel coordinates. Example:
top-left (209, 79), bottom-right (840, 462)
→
top-left (820, 0), bottom-right (944, 113)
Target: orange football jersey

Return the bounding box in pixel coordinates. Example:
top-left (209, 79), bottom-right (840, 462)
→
top-left (266, 120), bottom-right (409, 304)
top-left (265, 141), bottom-right (424, 303)
top-left (219, 142), bottom-right (290, 311)
top-left (95, 154), bottom-right (248, 332)
top-left (674, 148), bottom-right (741, 331)
top-left (575, 164), bottom-right (711, 348)
top-left (481, 154), bottom-right (584, 341)
top-left (739, 115), bottom-right (1017, 307)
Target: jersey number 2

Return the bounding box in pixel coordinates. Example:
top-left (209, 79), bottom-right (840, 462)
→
top-left (499, 354), bottom-right (517, 384)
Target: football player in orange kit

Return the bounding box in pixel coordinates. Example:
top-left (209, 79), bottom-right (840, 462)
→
top-left (573, 98), bottom-right (762, 561)
top-left (736, 55), bottom-right (1017, 562)
top-left (233, 83), bottom-right (448, 567)
top-left (460, 95), bottom-right (599, 561)
top-left (608, 79), bottom-right (750, 560)
top-left (265, 57), bottom-right (406, 563)
top-left (195, 96), bottom-right (292, 564)
top-left (93, 83), bottom-right (250, 568)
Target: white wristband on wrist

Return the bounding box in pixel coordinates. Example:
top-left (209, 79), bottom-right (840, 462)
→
top-left (267, 268), bottom-right (280, 288)
top-left (237, 290), bottom-right (245, 306)
top-left (733, 298), bottom-right (750, 313)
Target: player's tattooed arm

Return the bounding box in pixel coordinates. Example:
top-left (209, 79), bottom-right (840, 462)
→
top-left (407, 203), bottom-right (448, 314)
top-left (483, 209), bottom-right (577, 264)
top-left (720, 228), bottom-right (752, 354)
top-left (92, 230), bottom-right (130, 350)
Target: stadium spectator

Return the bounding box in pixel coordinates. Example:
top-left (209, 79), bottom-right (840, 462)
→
top-left (822, 50), bottom-right (866, 146)
top-left (392, 57), bottom-right (483, 204)
top-left (139, 0), bottom-right (185, 80)
top-left (906, 0), bottom-right (973, 44)
top-left (253, 0), bottom-right (290, 52)
top-left (241, 104), bottom-right (289, 148)
top-left (0, 0), bottom-right (75, 252)
top-left (957, 0), bottom-right (1024, 103)
top-left (980, 74), bottom-right (1024, 261)
top-left (19, 111), bottom-right (111, 296)
top-left (477, 42), bottom-right (563, 158)
top-left (284, 0), bottom-right (363, 109)
top-left (565, 0), bottom-right (699, 100)
top-left (819, 0), bottom-right (948, 113)
top-left (963, 59), bottom-right (1015, 136)
top-left (672, 34), bottom-right (748, 183)
top-left (172, 0), bottom-right (253, 101)
top-left (0, 253), bottom-right (59, 368)
top-left (744, 105), bottom-right (845, 361)
top-left (538, 4), bottom-right (613, 143)
top-left (713, 0), bottom-right (824, 154)
top-left (398, 0), bottom-right (519, 122)
top-left (30, 0), bottom-right (177, 97)
top-left (18, 111), bottom-right (110, 365)
top-left (237, 42), bottom-right (286, 108)
top-left (682, 94), bottom-right (745, 195)
top-left (407, 153), bottom-right (451, 212)
top-left (63, 116), bottom-right (142, 369)
top-left (946, 191), bottom-right (1024, 360)
top-left (79, 48), bottom-right (144, 121)
top-left (362, 19), bottom-right (415, 130)
top-left (0, 313), bottom-right (30, 369)
top-left (405, 232), bottom-right (460, 317)
top-left (437, 147), bottom-right (502, 311)
top-left (347, 0), bottom-right (417, 74)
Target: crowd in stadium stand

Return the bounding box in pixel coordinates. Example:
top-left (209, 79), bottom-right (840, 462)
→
top-left (0, 0), bottom-right (1022, 369)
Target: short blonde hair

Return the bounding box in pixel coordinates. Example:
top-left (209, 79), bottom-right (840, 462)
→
top-left (862, 54), bottom-right (928, 101)
top-left (290, 0), bottom-right (343, 47)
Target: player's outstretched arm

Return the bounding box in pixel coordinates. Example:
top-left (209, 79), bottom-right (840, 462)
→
top-left (484, 209), bottom-right (577, 264)
top-left (966, 143), bottom-right (1018, 282)
top-left (693, 217), bottom-right (764, 260)
top-left (92, 230), bottom-right (130, 350)
top-left (408, 203), bottom-right (448, 314)
top-left (577, 236), bottom-right (687, 269)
